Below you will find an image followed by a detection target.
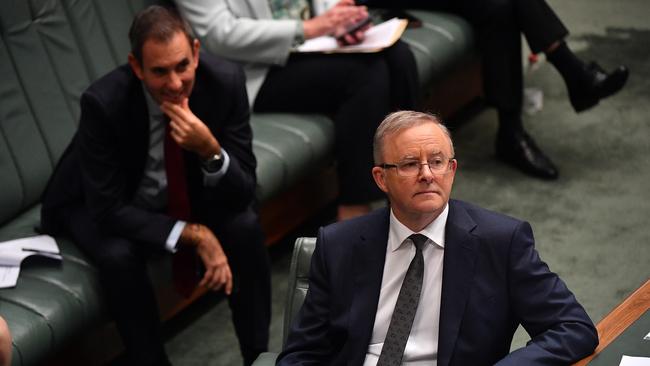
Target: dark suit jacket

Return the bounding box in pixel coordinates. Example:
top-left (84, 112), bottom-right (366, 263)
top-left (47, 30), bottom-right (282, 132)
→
top-left (278, 200), bottom-right (598, 365)
top-left (41, 53), bottom-right (256, 248)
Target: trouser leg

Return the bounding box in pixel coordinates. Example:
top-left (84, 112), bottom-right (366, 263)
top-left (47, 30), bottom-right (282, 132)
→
top-left (64, 206), bottom-right (168, 366)
top-left (254, 46), bottom-right (415, 204)
top-left (206, 207), bottom-right (271, 366)
top-left (515, 0), bottom-right (568, 53)
top-left (382, 40), bottom-right (420, 109)
top-left (366, 0), bottom-right (567, 116)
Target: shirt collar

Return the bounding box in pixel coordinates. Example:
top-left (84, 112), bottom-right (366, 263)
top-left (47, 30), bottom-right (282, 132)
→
top-left (388, 203), bottom-right (449, 252)
top-left (142, 83), bottom-right (164, 120)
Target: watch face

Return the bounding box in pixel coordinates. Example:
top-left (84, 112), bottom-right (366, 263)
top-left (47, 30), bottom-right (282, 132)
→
top-left (204, 154), bottom-right (223, 171)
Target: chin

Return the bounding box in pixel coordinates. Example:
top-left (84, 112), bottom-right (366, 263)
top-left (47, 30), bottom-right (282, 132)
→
top-left (413, 199), bottom-right (444, 215)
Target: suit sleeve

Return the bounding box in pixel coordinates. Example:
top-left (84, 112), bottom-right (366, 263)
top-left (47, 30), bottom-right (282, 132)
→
top-left (176, 0), bottom-right (297, 65)
top-left (198, 63), bottom-right (257, 212)
top-left (495, 222), bottom-right (598, 366)
top-left (277, 227), bottom-right (336, 364)
top-left (77, 93), bottom-right (176, 247)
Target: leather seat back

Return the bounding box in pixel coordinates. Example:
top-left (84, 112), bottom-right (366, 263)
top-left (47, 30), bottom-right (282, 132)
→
top-left (282, 236), bottom-right (316, 347)
top-left (0, 0), bottom-right (147, 227)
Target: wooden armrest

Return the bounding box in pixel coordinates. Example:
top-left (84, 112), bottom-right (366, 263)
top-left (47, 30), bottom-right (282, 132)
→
top-left (573, 279), bottom-right (650, 366)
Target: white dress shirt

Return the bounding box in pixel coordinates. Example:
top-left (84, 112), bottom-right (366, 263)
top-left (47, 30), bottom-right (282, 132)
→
top-left (133, 87), bottom-right (230, 252)
top-left (364, 204), bottom-right (449, 366)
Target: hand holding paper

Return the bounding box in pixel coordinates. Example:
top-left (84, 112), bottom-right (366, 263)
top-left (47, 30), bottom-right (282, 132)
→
top-left (297, 18), bottom-right (407, 53)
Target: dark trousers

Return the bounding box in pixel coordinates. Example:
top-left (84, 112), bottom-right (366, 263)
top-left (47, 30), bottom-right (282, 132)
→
top-left (254, 41), bottom-right (419, 204)
top-left (62, 204), bottom-right (271, 366)
top-left (369, 0), bottom-right (568, 116)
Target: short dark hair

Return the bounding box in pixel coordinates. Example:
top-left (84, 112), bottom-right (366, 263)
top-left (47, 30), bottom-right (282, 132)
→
top-left (128, 5), bottom-right (195, 64)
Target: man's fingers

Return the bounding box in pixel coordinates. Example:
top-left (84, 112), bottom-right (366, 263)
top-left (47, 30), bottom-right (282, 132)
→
top-left (199, 261), bottom-right (232, 293)
top-left (161, 101), bottom-right (193, 126)
top-left (214, 267), bottom-right (227, 291)
top-left (169, 121), bottom-right (190, 145)
top-left (199, 267), bottom-right (214, 288)
top-left (203, 266), bottom-right (223, 290)
top-left (222, 266), bottom-right (233, 295)
top-left (343, 34), bottom-right (357, 45)
top-left (161, 102), bottom-right (183, 120)
top-left (181, 97), bottom-right (190, 111)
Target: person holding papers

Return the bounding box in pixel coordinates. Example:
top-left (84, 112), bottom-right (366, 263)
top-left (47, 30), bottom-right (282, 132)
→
top-left (364, 0), bottom-right (629, 180)
top-left (175, 0), bottom-right (419, 220)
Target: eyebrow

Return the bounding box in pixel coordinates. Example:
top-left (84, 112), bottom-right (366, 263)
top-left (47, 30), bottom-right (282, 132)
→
top-left (400, 150), bottom-right (446, 160)
top-left (148, 57), bottom-right (190, 73)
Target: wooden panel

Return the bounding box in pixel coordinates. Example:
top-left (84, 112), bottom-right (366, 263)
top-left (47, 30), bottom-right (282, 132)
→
top-left (573, 279), bottom-right (650, 366)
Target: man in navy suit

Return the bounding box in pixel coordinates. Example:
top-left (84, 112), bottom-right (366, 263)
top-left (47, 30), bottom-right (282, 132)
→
top-left (41, 6), bottom-right (270, 365)
top-left (278, 110), bottom-right (597, 365)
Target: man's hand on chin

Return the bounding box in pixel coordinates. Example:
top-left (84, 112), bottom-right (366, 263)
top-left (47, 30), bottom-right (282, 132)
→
top-left (160, 98), bottom-right (221, 159)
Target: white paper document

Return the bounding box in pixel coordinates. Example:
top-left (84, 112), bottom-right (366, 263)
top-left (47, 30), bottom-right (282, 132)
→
top-left (296, 18), bottom-right (407, 53)
top-left (0, 266), bottom-right (20, 289)
top-left (620, 355), bottom-right (650, 366)
top-left (0, 235), bottom-right (62, 288)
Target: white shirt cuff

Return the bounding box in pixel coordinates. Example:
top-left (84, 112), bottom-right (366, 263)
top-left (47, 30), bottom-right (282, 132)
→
top-left (202, 148), bottom-right (231, 186)
top-left (165, 220), bottom-right (186, 253)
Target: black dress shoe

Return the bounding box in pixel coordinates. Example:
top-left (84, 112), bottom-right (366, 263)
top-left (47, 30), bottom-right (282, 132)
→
top-left (569, 62), bottom-right (629, 112)
top-left (496, 130), bottom-right (559, 180)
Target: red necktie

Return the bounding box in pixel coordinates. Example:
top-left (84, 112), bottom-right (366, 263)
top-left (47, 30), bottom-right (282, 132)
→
top-left (165, 123), bottom-right (199, 298)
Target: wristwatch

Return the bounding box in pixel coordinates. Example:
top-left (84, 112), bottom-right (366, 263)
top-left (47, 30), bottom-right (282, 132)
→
top-left (202, 152), bottom-right (223, 172)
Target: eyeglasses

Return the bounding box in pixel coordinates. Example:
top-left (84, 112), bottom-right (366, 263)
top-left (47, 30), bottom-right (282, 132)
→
top-left (378, 157), bottom-right (455, 177)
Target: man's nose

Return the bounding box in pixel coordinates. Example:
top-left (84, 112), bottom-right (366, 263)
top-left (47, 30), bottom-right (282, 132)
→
top-left (167, 72), bottom-right (183, 90)
top-left (418, 162), bottom-right (435, 183)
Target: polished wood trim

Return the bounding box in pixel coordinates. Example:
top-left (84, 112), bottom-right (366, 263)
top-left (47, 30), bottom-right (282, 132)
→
top-left (573, 278), bottom-right (650, 366)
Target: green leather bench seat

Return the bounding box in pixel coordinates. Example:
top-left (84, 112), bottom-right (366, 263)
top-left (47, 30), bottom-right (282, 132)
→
top-left (401, 10), bottom-right (476, 87)
top-left (0, 1), bottom-right (476, 364)
top-left (251, 113), bottom-right (335, 202)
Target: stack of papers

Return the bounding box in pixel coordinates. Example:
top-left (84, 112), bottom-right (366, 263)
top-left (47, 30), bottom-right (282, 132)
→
top-left (296, 18), bottom-right (408, 53)
top-left (0, 235), bottom-right (62, 288)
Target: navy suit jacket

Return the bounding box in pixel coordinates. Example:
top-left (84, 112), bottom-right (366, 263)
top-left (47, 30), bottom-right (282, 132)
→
top-left (278, 200), bottom-right (597, 365)
top-left (41, 52), bottom-right (256, 248)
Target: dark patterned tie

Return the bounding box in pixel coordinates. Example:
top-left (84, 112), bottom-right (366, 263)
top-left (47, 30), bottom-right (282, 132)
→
top-left (164, 122), bottom-right (199, 298)
top-left (377, 234), bottom-right (428, 366)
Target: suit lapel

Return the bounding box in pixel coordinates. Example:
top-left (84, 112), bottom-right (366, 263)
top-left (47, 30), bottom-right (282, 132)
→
top-left (437, 200), bottom-right (479, 366)
top-left (347, 208), bottom-right (390, 365)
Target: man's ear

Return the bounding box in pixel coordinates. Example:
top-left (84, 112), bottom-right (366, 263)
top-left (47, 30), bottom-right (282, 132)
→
top-left (372, 166), bottom-right (389, 193)
top-left (128, 53), bottom-right (144, 80)
top-left (192, 39), bottom-right (200, 66)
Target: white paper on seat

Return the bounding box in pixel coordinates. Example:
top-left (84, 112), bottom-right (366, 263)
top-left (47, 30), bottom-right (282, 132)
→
top-left (620, 355), bottom-right (650, 366)
top-left (0, 235), bottom-right (62, 288)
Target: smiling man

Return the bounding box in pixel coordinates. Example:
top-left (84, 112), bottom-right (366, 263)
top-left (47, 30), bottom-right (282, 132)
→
top-left (41, 6), bottom-right (270, 366)
top-left (278, 110), bottom-right (598, 365)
